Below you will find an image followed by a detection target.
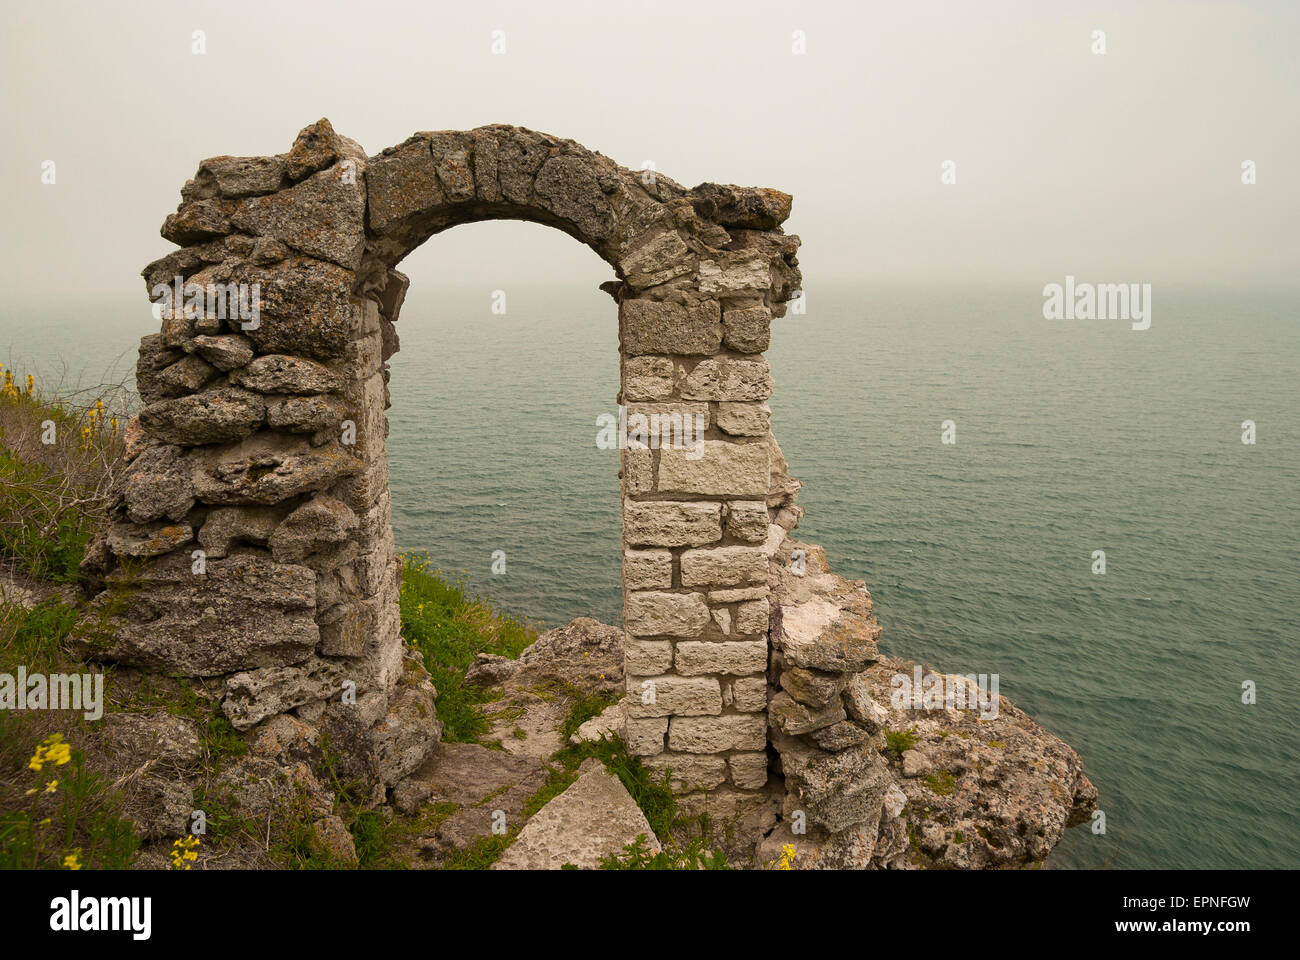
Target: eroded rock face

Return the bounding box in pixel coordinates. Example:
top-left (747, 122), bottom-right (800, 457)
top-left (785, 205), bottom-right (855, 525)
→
top-left (80, 553), bottom-right (319, 676)
top-left (760, 535), bottom-right (1097, 870)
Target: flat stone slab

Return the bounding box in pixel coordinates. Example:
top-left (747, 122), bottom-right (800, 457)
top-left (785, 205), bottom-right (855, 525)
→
top-left (493, 763), bottom-right (659, 870)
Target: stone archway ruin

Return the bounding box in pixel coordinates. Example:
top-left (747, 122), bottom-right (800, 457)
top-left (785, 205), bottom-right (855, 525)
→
top-left (84, 119), bottom-right (888, 823)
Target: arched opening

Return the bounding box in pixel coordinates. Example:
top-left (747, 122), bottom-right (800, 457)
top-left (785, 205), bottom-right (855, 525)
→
top-left (383, 219), bottom-right (622, 624)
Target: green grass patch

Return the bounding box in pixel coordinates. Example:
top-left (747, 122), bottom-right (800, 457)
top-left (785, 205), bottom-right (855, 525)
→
top-left (885, 726), bottom-right (920, 759)
top-left (398, 553), bottom-right (533, 743)
top-left (0, 449), bottom-right (94, 582)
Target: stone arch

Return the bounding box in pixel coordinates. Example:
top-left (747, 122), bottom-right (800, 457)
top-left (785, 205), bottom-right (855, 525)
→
top-left (87, 118), bottom-right (814, 810)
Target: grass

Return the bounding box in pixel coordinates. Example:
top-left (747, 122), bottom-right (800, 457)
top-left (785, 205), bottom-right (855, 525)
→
top-left (0, 366), bottom-right (127, 583)
top-left (398, 551), bottom-right (534, 742)
top-left (885, 726), bottom-right (920, 759)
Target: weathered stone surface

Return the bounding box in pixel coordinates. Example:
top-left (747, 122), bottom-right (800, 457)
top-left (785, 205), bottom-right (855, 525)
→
top-left (161, 200), bottom-right (231, 245)
top-left (698, 255), bottom-right (771, 296)
top-left (230, 354), bottom-right (340, 394)
top-left (493, 763), bottom-right (659, 870)
top-left (222, 656), bottom-right (347, 729)
top-left (268, 495), bottom-right (359, 566)
top-left (623, 501), bottom-right (720, 547)
top-left (774, 734), bottom-right (892, 834)
top-left (232, 165), bottom-right (364, 270)
top-left (226, 257), bottom-right (355, 361)
top-left (721, 304), bottom-right (771, 353)
top-left (190, 433), bottom-right (360, 505)
top-left (624, 639), bottom-right (672, 675)
top-left (730, 676), bottom-right (768, 712)
top-left (622, 356), bottom-right (675, 401)
top-left (511, 618), bottom-right (626, 696)
top-left (808, 720), bottom-right (873, 752)
top-left (533, 154), bottom-right (616, 242)
top-left (674, 641), bottom-right (767, 676)
top-left (621, 299), bottom-right (721, 355)
top-left (623, 716), bottom-right (669, 756)
top-left (715, 401), bottom-right (771, 436)
top-left (183, 334), bottom-right (255, 371)
top-left (286, 118), bottom-right (343, 182)
top-left (83, 553), bottom-right (317, 676)
top-left (725, 500), bottom-right (768, 542)
top-left (779, 666), bottom-right (843, 708)
top-left (680, 546), bottom-right (767, 587)
top-left (106, 520), bottom-right (194, 558)
top-left (642, 753), bottom-right (727, 791)
top-left (842, 673), bottom-right (889, 732)
top-left (569, 699), bottom-right (625, 746)
top-left (625, 674), bottom-right (721, 718)
top-left (658, 440), bottom-right (768, 496)
top-left (728, 752), bottom-right (769, 789)
top-left (185, 155), bottom-right (287, 200)
top-left (139, 387), bottom-right (266, 446)
top-left (668, 714), bottom-right (765, 753)
top-left (366, 137), bottom-right (443, 233)
top-left (623, 549), bottom-right (672, 590)
top-left (735, 598), bottom-right (769, 635)
top-left (623, 590), bottom-right (710, 637)
top-left (769, 690), bottom-right (846, 735)
top-left (690, 182), bottom-right (792, 230)
top-left (266, 395), bottom-right (344, 435)
top-left (371, 653), bottom-right (441, 782)
top-left (679, 358), bottom-right (773, 401)
top-left (154, 354), bottom-right (219, 396)
top-left (121, 443), bottom-right (195, 523)
top-left (197, 506), bottom-right (284, 560)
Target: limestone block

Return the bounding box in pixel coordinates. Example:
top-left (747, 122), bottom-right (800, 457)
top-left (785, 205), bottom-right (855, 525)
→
top-left (721, 304), bottom-right (771, 353)
top-left (621, 300), bottom-right (721, 356)
top-left (731, 676), bottom-right (768, 712)
top-left (139, 387), bottom-right (265, 446)
top-left (642, 754), bottom-right (727, 791)
top-left (623, 590), bottom-right (710, 637)
top-left (657, 440), bottom-right (768, 496)
top-left (728, 752), bottom-right (769, 789)
top-left (623, 549), bottom-right (672, 590)
top-left (679, 358), bottom-right (773, 401)
top-left (623, 717), bottom-right (669, 756)
top-left (230, 354), bottom-right (341, 394)
top-left (623, 501), bottom-right (720, 547)
top-left (715, 401), bottom-right (771, 436)
top-left (680, 546), bottom-right (767, 588)
top-left (667, 714), bottom-right (766, 753)
top-left (725, 500), bottom-right (768, 542)
top-left (624, 639), bottom-right (673, 675)
top-left (624, 675), bottom-right (721, 718)
top-left (674, 641), bottom-right (767, 676)
top-left (622, 356), bottom-right (675, 401)
top-left (735, 598), bottom-right (770, 635)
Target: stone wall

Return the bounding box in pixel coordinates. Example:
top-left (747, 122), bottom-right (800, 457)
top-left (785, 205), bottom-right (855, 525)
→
top-left (83, 119), bottom-right (803, 805)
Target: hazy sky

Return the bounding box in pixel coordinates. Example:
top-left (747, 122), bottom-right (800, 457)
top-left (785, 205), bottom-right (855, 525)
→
top-left (2, 0), bottom-right (1297, 296)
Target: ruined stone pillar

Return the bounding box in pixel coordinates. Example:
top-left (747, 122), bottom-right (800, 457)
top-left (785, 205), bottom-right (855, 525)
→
top-left (88, 119), bottom-right (801, 812)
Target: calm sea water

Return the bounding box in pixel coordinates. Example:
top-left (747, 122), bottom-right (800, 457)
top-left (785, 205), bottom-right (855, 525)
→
top-left (3, 281), bottom-right (1297, 870)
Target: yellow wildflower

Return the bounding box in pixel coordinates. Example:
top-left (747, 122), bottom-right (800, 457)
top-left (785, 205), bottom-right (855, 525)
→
top-left (62, 850), bottom-right (82, 871)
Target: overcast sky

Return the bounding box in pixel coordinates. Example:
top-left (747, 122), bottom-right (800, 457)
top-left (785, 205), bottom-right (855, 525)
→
top-left (2, 0), bottom-right (1296, 296)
